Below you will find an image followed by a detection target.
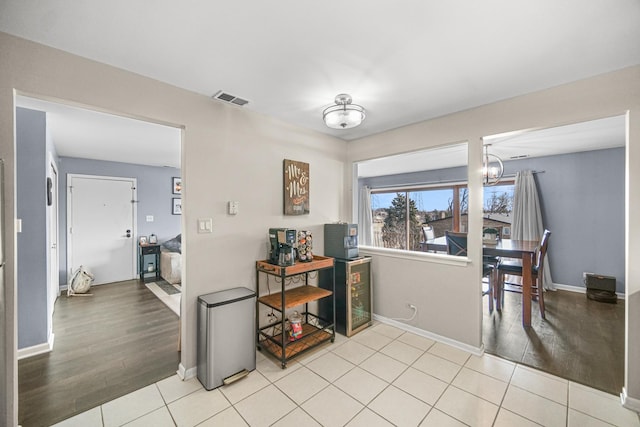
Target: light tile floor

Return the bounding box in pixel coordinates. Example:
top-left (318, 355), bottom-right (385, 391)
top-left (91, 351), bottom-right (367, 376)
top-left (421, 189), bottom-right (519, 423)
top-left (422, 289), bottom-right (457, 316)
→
top-left (52, 323), bottom-right (640, 427)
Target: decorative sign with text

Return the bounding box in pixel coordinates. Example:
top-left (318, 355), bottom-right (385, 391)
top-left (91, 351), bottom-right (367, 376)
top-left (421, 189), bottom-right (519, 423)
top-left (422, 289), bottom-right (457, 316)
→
top-left (283, 159), bottom-right (310, 215)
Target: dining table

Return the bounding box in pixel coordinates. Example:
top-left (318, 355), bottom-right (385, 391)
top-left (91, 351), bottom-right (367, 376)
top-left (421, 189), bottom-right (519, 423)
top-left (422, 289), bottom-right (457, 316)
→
top-left (425, 236), bottom-right (539, 327)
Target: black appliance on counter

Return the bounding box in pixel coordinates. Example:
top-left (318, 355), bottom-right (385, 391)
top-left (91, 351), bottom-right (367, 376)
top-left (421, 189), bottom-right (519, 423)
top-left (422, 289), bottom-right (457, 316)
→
top-left (268, 228), bottom-right (297, 266)
top-left (324, 223), bottom-right (359, 260)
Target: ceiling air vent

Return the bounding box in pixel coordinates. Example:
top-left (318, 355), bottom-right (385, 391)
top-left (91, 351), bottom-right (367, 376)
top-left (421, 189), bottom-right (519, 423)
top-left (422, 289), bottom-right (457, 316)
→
top-left (212, 90), bottom-right (249, 106)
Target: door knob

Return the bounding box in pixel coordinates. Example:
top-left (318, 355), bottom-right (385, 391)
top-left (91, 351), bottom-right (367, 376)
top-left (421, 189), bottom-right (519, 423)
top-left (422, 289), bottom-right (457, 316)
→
top-left (126, 229), bottom-right (131, 238)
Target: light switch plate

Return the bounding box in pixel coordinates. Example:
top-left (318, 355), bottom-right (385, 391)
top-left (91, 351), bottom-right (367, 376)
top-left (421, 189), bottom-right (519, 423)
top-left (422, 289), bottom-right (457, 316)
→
top-left (228, 201), bottom-right (239, 215)
top-left (198, 218), bottom-right (213, 233)
top-left (146, 215), bottom-right (154, 222)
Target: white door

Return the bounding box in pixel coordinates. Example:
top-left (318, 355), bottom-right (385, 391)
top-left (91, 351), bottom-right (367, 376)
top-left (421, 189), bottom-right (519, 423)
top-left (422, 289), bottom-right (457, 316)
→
top-left (48, 160), bottom-right (59, 338)
top-left (68, 175), bottom-right (136, 285)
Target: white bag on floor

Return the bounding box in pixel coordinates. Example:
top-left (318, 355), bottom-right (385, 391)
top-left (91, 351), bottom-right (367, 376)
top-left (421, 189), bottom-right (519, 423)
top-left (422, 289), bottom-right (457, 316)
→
top-left (68, 265), bottom-right (94, 296)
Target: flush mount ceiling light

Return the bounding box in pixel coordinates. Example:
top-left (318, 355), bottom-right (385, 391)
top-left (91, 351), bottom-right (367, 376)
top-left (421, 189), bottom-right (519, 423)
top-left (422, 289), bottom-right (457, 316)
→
top-left (323, 94), bottom-right (366, 129)
top-left (483, 144), bottom-right (504, 186)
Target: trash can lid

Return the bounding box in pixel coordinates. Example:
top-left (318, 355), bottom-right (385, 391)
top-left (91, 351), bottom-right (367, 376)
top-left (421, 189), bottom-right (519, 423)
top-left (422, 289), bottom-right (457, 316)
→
top-left (198, 286), bottom-right (256, 307)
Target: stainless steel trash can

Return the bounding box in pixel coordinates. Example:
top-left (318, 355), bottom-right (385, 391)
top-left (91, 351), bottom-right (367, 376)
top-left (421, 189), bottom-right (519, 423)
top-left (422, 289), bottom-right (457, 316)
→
top-left (197, 287), bottom-right (256, 390)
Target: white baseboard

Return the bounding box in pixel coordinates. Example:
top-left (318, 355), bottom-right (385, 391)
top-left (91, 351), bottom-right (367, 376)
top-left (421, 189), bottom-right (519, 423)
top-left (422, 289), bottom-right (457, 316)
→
top-left (177, 363), bottom-right (197, 380)
top-left (621, 387), bottom-right (640, 413)
top-left (373, 314), bottom-right (484, 356)
top-left (18, 333), bottom-right (55, 360)
top-left (553, 283), bottom-right (625, 299)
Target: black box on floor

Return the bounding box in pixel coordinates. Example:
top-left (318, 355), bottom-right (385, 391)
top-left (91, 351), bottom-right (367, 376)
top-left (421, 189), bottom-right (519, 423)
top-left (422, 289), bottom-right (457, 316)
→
top-left (586, 289), bottom-right (617, 304)
top-left (584, 273), bottom-right (616, 292)
top-left (584, 273), bottom-right (617, 303)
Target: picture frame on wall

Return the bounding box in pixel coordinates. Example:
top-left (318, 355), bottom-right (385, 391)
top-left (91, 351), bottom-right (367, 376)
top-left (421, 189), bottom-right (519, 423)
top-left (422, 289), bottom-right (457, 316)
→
top-left (172, 198), bottom-right (182, 215)
top-left (172, 177), bottom-right (182, 195)
top-left (283, 159), bottom-right (310, 215)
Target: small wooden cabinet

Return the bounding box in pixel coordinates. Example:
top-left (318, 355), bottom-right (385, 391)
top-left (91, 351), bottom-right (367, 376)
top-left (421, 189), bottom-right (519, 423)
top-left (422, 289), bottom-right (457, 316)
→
top-left (256, 256), bottom-right (335, 368)
top-left (139, 243), bottom-right (161, 280)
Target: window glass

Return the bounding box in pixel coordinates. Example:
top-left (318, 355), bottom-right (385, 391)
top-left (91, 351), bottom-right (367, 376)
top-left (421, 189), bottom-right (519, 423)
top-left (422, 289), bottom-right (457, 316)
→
top-left (359, 142), bottom-right (470, 252)
top-left (483, 183), bottom-right (514, 237)
top-left (369, 182), bottom-right (515, 251)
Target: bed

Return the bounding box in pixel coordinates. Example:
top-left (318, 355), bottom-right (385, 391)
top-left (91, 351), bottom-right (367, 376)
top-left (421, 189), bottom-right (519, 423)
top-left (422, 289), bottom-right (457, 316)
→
top-left (160, 234), bottom-right (182, 284)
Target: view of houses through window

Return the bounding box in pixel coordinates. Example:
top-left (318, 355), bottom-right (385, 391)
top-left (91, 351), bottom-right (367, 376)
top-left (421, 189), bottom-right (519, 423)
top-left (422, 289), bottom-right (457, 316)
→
top-left (370, 183), bottom-right (514, 251)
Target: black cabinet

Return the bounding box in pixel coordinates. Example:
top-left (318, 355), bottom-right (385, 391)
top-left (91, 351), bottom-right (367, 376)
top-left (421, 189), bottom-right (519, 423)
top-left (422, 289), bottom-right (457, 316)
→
top-left (319, 257), bottom-right (372, 337)
top-left (139, 244), bottom-right (161, 280)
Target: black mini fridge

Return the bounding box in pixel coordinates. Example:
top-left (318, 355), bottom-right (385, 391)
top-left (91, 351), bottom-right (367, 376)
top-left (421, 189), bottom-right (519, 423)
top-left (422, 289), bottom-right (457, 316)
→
top-left (319, 257), bottom-right (372, 337)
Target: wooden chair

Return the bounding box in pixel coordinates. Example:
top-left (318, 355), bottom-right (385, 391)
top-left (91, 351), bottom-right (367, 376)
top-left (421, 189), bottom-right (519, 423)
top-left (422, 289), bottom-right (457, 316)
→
top-left (445, 231), bottom-right (495, 312)
top-left (496, 229), bottom-right (551, 318)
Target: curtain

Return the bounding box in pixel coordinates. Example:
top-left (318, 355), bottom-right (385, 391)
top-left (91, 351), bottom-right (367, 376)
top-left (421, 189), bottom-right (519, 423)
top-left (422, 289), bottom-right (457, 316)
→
top-left (358, 186), bottom-right (373, 246)
top-left (512, 170), bottom-right (554, 290)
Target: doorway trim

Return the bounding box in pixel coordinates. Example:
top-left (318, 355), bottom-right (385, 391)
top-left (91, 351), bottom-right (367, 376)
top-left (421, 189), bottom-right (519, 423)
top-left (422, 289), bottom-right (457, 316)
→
top-left (47, 153), bottom-right (59, 339)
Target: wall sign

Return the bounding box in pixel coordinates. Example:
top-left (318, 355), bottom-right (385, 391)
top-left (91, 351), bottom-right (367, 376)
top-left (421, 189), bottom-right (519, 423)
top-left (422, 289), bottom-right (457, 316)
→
top-left (283, 159), bottom-right (309, 215)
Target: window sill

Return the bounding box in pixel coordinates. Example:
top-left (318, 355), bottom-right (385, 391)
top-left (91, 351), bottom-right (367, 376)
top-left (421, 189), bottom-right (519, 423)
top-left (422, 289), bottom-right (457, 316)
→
top-left (359, 245), bottom-right (470, 267)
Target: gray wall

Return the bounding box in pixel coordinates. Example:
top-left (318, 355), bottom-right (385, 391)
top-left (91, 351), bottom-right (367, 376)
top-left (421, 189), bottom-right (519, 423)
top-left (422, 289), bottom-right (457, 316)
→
top-left (58, 157), bottom-right (181, 286)
top-left (16, 107), bottom-right (48, 348)
top-left (361, 165), bottom-right (468, 188)
top-left (512, 148), bottom-right (625, 293)
top-left (360, 147), bottom-right (625, 293)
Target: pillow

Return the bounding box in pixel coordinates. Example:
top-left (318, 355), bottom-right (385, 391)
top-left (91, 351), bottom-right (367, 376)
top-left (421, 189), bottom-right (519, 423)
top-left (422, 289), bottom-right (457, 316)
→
top-left (161, 234), bottom-right (181, 253)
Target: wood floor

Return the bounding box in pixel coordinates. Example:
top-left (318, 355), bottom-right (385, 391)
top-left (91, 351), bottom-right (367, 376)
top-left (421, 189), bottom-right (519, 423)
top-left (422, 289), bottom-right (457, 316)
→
top-left (18, 280), bottom-right (180, 427)
top-left (483, 287), bottom-right (624, 395)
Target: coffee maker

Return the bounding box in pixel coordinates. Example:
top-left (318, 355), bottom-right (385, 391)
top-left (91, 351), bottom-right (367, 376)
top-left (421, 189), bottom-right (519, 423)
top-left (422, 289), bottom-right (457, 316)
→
top-left (268, 228), bottom-right (297, 266)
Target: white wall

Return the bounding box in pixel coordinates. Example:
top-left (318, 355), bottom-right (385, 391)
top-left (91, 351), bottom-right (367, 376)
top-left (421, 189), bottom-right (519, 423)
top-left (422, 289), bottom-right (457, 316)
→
top-left (0, 31), bottom-right (347, 425)
top-left (348, 66), bottom-right (640, 410)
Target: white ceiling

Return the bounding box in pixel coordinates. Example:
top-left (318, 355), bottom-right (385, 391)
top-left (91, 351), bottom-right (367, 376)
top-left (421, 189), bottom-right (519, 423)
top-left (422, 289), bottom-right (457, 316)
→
top-left (2, 1), bottom-right (639, 167)
top-left (16, 96), bottom-right (182, 168)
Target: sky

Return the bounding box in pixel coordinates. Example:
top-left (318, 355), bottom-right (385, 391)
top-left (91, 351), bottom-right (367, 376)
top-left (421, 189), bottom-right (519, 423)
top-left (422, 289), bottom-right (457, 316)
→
top-left (370, 185), bottom-right (514, 212)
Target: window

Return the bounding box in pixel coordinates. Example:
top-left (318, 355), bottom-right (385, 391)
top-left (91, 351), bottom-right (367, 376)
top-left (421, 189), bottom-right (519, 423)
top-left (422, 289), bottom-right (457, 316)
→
top-left (482, 183), bottom-right (514, 237)
top-left (370, 182), bottom-right (514, 251)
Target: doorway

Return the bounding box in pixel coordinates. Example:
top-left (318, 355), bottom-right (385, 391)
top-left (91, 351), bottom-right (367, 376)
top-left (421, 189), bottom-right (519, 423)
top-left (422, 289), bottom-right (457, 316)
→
top-left (481, 115), bottom-right (627, 394)
top-left (15, 95), bottom-right (183, 424)
top-left (67, 174), bottom-right (137, 285)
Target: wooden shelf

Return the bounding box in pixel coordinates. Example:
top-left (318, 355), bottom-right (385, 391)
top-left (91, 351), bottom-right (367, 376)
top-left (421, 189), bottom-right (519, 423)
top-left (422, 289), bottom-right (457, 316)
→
top-left (258, 286), bottom-right (332, 311)
top-left (256, 255), bottom-right (334, 277)
top-left (259, 323), bottom-right (333, 360)
top-left (256, 254), bottom-right (335, 368)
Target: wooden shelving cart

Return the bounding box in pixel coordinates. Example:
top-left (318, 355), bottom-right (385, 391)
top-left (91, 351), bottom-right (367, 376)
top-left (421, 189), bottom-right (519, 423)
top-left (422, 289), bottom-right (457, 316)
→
top-left (256, 256), bottom-right (335, 368)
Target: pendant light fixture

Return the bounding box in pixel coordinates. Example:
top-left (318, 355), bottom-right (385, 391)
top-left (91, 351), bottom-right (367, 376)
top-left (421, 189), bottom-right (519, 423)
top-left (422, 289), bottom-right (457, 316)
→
top-left (483, 144), bottom-right (504, 186)
top-left (323, 94), bottom-right (366, 129)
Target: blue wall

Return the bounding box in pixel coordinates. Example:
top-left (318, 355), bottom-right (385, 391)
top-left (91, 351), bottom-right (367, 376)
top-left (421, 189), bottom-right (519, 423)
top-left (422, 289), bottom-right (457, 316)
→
top-left (360, 147), bottom-right (625, 293)
top-left (58, 157), bottom-right (181, 286)
top-left (510, 148), bottom-right (625, 293)
top-left (16, 108), bottom-right (48, 348)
